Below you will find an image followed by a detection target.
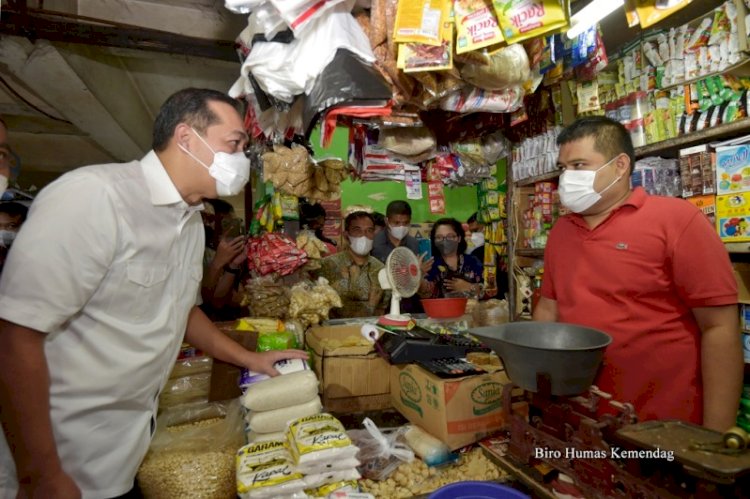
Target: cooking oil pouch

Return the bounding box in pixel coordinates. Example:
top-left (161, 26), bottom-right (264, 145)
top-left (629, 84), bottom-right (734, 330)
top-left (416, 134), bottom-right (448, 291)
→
top-left (394, 0), bottom-right (449, 46)
top-left (455, 0), bottom-right (504, 54)
top-left (493, 0), bottom-right (568, 45)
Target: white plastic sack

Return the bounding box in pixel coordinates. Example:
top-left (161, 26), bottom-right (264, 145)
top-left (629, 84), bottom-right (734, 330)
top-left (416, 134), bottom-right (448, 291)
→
top-left (269, 0), bottom-right (351, 36)
top-left (248, 2), bottom-right (286, 40)
top-left (225, 0), bottom-right (265, 14)
top-left (441, 86), bottom-right (524, 114)
top-left (242, 3), bottom-right (374, 102)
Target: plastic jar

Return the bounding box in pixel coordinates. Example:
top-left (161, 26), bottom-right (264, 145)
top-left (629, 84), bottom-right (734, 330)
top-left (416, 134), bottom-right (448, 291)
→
top-left (631, 91), bottom-right (648, 120)
top-left (617, 98), bottom-right (632, 123)
top-left (625, 118), bottom-right (646, 148)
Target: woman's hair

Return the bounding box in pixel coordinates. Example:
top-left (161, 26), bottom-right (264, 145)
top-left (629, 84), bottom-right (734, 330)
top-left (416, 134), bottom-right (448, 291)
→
top-left (430, 217), bottom-right (467, 255)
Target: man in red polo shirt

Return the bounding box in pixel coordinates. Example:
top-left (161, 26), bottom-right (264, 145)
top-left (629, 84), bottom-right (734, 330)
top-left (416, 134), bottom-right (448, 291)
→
top-left (534, 116), bottom-right (742, 432)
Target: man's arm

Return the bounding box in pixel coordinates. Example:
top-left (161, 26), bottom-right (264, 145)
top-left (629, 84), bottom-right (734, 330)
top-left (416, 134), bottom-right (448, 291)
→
top-left (183, 307), bottom-right (307, 376)
top-left (532, 296), bottom-right (558, 322)
top-left (0, 320), bottom-right (80, 498)
top-left (694, 305), bottom-right (743, 432)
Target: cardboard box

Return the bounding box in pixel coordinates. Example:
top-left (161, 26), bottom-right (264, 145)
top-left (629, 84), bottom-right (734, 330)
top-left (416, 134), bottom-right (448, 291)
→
top-left (736, 263), bottom-right (750, 305)
top-left (306, 324), bottom-right (392, 412)
top-left (716, 144), bottom-right (750, 195)
top-left (716, 192), bottom-right (750, 242)
top-left (390, 364), bottom-right (525, 450)
top-left (209, 322), bottom-right (258, 402)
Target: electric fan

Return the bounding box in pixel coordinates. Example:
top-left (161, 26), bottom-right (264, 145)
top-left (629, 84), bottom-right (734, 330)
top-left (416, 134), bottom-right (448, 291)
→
top-left (377, 247), bottom-right (422, 327)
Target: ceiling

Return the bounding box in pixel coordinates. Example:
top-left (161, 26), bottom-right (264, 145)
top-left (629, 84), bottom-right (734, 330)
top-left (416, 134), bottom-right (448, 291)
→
top-left (0, 0), bottom-right (728, 191)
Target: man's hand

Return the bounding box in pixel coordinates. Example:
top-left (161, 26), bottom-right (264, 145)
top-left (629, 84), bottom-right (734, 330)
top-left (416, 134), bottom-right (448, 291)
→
top-left (245, 349), bottom-right (309, 377)
top-left (18, 468), bottom-right (81, 499)
top-left (213, 236), bottom-right (245, 269)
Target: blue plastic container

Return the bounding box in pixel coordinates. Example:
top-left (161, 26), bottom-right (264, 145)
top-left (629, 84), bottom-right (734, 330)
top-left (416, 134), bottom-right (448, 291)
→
top-left (428, 481), bottom-right (529, 499)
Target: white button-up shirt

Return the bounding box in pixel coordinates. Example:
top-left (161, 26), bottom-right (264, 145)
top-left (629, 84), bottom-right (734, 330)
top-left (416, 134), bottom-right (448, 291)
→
top-left (0, 151), bottom-right (204, 498)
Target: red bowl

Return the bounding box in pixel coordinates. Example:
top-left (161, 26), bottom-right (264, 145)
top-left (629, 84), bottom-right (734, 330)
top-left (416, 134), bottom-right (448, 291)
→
top-left (421, 298), bottom-right (468, 319)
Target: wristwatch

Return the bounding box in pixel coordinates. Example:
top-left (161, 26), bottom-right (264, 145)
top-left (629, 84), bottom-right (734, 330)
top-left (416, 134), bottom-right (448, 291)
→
top-left (224, 265), bottom-right (242, 275)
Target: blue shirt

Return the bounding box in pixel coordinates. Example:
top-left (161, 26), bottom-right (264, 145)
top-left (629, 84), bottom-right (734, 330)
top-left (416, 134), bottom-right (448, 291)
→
top-left (425, 253), bottom-right (483, 298)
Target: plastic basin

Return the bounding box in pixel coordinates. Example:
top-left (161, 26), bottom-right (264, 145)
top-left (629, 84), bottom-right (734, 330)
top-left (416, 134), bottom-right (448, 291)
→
top-left (469, 322), bottom-right (612, 396)
top-left (421, 298), bottom-right (468, 319)
top-left (428, 481), bottom-right (529, 499)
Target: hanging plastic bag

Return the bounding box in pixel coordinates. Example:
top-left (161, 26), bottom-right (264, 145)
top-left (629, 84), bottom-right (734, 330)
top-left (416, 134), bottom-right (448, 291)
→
top-left (269, 0), bottom-right (351, 37)
top-left (440, 85), bottom-right (524, 113)
top-left (459, 44), bottom-right (531, 91)
top-left (347, 418), bottom-right (414, 480)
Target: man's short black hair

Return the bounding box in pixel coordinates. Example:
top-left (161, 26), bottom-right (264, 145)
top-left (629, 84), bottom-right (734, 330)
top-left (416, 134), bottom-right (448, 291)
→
top-left (386, 200), bottom-right (412, 218)
top-left (557, 116), bottom-right (636, 175)
top-left (467, 212), bottom-right (479, 225)
top-left (152, 88), bottom-right (242, 152)
top-left (344, 211), bottom-right (374, 231)
top-left (0, 202), bottom-right (28, 223)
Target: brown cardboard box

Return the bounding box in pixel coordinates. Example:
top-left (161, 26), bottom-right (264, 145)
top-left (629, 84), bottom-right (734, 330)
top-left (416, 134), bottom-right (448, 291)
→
top-left (390, 363), bottom-right (525, 450)
top-left (208, 321), bottom-right (258, 402)
top-left (735, 263), bottom-right (750, 304)
top-left (306, 324), bottom-right (392, 412)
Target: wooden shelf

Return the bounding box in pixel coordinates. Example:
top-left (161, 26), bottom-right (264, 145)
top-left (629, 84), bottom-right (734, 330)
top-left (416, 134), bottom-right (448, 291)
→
top-left (515, 248), bottom-right (545, 258)
top-left (515, 170), bottom-right (561, 187)
top-left (635, 118), bottom-right (750, 158)
top-left (725, 242), bottom-right (750, 253)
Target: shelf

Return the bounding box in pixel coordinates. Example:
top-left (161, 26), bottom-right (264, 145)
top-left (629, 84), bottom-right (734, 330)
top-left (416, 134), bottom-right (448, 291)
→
top-left (658, 58), bottom-right (750, 93)
top-left (515, 248), bottom-right (545, 258)
top-left (515, 170), bottom-right (561, 187)
top-left (726, 242), bottom-right (750, 253)
top-left (635, 118), bottom-right (750, 158)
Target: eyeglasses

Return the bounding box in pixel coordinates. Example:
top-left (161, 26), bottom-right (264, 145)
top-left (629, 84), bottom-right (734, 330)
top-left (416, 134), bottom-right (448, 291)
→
top-left (435, 235), bottom-right (458, 242)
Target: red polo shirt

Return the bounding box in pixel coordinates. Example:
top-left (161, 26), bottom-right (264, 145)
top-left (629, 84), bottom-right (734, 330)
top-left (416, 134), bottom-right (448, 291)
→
top-left (541, 187), bottom-right (737, 424)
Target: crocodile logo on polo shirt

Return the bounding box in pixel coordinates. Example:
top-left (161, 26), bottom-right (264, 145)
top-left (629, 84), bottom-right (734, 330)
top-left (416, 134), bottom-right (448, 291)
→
top-left (615, 242), bottom-right (628, 250)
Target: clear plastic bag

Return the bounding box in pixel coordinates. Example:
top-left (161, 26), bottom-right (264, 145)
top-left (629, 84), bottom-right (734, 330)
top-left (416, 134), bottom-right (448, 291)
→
top-left (347, 418), bottom-right (414, 480)
top-left (138, 399), bottom-right (244, 499)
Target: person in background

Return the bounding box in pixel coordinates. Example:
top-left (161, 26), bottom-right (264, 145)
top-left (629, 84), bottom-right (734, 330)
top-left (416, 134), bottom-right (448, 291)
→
top-left (372, 200), bottom-right (419, 262)
top-left (0, 88), bottom-right (306, 499)
top-left (534, 116), bottom-right (741, 431)
top-left (300, 201), bottom-right (337, 254)
top-left (0, 202), bottom-right (28, 275)
top-left (0, 118), bottom-right (13, 198)
top-left (315, 211), bottom-right (386, 318)
top-left (466, 212), bottom-right (510, 299)
top-left (372, 211), bottom-right (386, 236)
top-left (420, 218), bottom-right (483, 298)
top-left (201, 200), bottom-right (247, 321)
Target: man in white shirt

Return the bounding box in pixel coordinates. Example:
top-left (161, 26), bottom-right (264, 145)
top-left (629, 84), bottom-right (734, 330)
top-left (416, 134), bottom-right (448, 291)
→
top-left (0, 88), bottom-right (306, 499)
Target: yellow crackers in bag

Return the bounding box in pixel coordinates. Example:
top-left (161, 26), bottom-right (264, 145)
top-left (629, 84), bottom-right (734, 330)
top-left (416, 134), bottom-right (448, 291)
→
top-left (493, 0), bottom-right (569, 45)
top-left (394, 0), bottom-right (450, 46)
top-left (455, 0), bottom-right (505, 54)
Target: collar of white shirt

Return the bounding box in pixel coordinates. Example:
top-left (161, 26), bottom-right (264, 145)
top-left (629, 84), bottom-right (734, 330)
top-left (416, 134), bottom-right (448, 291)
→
top-left (140, 150), bottom-right (203, 213)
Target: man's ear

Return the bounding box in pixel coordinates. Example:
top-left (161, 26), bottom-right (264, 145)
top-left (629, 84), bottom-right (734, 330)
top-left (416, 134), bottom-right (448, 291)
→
top-left (174, 123), bottom-right (192, 150)
top-left (616, 153), bottom-right (631, 176)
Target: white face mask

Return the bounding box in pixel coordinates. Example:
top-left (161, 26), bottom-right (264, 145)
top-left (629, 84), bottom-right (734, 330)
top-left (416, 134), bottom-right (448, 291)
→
top-left (348, 235), bottom-right (373, 256)
top-left (0, 175), bottom-right (8, 197)
top-left (558, 155), bottom-right (622, 213)
top-left (179, 128), bottom-right (250, 197)
top-left (0, 230), bottom-right (16, 248)
top-left (389, 225), bottom-right (410, 241)
top-left (470, 231), bottom-right (485, 248)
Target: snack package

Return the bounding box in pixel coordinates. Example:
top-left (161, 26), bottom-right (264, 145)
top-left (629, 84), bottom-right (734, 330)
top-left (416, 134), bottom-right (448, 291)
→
top-left (455, 0), bottom-right (504, 53)
top-left (394, 0), bottom-right (450, 45)
top-left (397, 21), bottom-right (454, 72)
top-left (635, 0), bottom-right (693, 29)
top-left (493, 0), bottom-right (568, 45)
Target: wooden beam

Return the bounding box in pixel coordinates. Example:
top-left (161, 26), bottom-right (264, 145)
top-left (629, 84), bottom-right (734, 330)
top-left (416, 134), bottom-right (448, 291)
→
top-left (0, 37), bottom-right (144, 161)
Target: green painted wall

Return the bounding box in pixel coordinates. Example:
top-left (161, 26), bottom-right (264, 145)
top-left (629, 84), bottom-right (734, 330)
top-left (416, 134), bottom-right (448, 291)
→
top-left (310, 126), bottom-right (484, 223)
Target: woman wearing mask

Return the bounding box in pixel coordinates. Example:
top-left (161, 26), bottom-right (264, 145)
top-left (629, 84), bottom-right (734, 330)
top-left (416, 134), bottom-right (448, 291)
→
top-left (315, 211), bottom-right (387, 318)
top-left (420, 218), bottom-right (483, 298)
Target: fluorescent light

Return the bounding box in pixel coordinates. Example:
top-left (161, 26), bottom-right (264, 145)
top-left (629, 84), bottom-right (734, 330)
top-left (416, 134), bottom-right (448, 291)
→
top-left (567, 0), bottom-right (625, 39)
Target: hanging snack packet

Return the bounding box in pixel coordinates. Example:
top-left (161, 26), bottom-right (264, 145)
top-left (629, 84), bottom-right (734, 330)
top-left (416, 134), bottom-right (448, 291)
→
top-left (635, 0), bottom-right (693, 29)
top-left (398, 21), bottom-right (454, 72)
top-left (455, 0), bottom-right (504, 54)
top-left (394, 0), bottom-right (449, 46)
top-left (493, 0), bottom-right (568, 45)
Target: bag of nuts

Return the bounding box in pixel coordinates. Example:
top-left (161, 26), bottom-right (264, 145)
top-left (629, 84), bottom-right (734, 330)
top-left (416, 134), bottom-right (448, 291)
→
top-left (137, 399), bottom-right (244, 499)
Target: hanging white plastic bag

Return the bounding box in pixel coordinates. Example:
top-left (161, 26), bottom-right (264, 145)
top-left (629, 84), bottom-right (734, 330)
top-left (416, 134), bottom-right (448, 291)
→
top-left (247, 2), bottom-right (286, 40)
top-left (347, 418), bottom-right (414, 481)
top-left (440, 85), bottom-right (524, 113)
top-left (225, 0), bottom-right (266, 14)
top-left (242, 3), bottom-right (375, 102)
top-left (270, 0), bottom-right (351, 36)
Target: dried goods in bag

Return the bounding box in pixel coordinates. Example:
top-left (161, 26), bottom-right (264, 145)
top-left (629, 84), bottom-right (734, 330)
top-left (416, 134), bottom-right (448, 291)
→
top-left (459, 43), bottom-right (531, 90)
